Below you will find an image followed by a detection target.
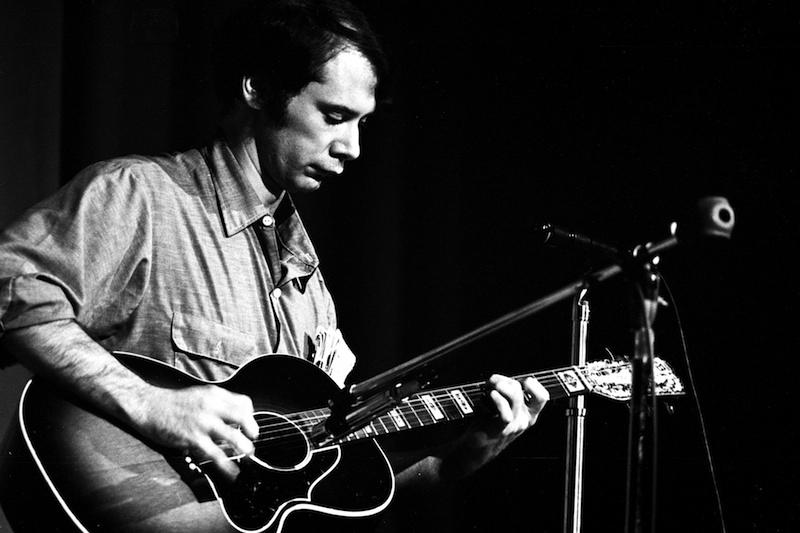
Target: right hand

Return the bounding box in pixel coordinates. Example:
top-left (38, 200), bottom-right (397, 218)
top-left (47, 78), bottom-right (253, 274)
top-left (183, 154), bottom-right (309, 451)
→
top-left (132, 384), bottom-right (259, 480)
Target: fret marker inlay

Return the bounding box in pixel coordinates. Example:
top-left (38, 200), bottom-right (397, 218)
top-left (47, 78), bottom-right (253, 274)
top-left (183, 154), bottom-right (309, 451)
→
top-left (450, 389), bottom-right (473, 414)
top-left (421, 394), bottom-right (444, 420)
top-left (557, 370), bottom-right (586, 393)
top-left (389, 409), bottom-right (406, 427)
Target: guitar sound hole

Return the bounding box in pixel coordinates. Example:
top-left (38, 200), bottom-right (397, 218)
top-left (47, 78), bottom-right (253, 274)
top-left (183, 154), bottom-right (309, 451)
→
top-left (253, 411), bottom-right (310, 470)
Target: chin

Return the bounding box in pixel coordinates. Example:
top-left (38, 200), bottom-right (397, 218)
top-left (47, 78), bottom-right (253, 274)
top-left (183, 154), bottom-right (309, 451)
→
top-left (289, 179), bottom-right (322, 194)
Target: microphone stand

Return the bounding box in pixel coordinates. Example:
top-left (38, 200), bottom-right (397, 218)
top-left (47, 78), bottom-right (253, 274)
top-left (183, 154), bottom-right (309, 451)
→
top-left (624, 245), bottom-right (661, 533)
top-left (310, 256), bottom-right (626, 446)
top-left (311, 235), bottom-right (677, 446)
top-left (563, 287), bottom-right (590, 533)
top-left (310, 197), bottom-right (733, 533)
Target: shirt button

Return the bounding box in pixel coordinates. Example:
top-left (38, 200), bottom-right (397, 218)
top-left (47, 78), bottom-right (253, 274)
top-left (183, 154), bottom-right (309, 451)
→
top-left (261, 215), bottom-right (274, 227)
top-left (272, 288), bottom-right (282, 299)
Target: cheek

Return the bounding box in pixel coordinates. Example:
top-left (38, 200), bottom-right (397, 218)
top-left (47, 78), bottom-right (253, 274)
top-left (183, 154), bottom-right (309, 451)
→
top-left (286, 131), bottom-right (329, 168)
top-left (268, 131), bottom-right (306, 172)
top-left (282, 109), bottom-right (332, 159)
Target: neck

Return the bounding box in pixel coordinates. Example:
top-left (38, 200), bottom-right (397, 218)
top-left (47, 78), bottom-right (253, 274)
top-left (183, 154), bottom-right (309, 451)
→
top-left (220, 105), bottom-right (282, 208)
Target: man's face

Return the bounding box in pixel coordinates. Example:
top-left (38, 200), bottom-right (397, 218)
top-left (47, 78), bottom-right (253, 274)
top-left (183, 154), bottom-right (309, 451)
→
top-left (256, 48), bottom-right (377, 194)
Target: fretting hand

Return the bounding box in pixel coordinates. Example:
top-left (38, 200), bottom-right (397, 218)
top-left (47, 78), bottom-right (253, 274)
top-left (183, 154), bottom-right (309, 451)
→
top-left (440, 374), bottom-right (549, 479)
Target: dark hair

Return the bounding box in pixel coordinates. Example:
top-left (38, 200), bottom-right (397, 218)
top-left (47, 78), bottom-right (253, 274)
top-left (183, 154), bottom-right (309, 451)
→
top-left (214, 0), bottom-right (388, 120)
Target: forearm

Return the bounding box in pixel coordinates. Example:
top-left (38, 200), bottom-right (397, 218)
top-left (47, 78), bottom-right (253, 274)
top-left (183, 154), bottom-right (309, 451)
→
top-left (0, 319), bottom-right (153, 430)
top-left (396, 431), bottom-right (500, 489)
top-left (1, 319), bottom-right (259, 477)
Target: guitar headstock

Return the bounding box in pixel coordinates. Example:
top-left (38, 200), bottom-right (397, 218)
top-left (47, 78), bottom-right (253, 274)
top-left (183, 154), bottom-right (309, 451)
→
top-left (582, 357), bottom-right (685, 401)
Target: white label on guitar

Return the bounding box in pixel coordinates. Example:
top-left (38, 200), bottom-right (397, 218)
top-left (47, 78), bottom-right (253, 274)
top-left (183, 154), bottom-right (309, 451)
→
top-left (389, 409), bottom-right (407, 428)
top-left (449, 389), bottom-right (473, 415)
top-left (557, 370), bottom-right (586, 393)
top-left (420, 394), bottom-right (444, 420)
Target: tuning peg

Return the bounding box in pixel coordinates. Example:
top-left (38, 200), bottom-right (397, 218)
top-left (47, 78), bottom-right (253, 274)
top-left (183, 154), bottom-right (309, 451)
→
top-left (604, 347), bottom-right (623, 362)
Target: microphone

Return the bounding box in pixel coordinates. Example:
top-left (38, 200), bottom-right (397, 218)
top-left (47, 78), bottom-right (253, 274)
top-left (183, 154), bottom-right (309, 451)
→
top-left (675, 196), bottom-right (735, 242)
top-left (538, 196), bottom-right (735, 257)
top-left (537, 223), bottom-right (621, 259)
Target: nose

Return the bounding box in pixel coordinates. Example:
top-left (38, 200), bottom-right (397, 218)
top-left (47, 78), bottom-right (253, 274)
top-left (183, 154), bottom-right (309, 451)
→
top-left (330, 123), bottom-right (361, 162)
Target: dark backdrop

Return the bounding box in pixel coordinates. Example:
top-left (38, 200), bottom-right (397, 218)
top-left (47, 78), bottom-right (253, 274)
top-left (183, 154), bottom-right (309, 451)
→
top-left (1, 1), bottom-right (798, 531)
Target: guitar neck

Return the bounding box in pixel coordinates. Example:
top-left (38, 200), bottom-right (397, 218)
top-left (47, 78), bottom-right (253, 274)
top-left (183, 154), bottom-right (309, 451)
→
top-left (290, 364), bottom-right (594, 445)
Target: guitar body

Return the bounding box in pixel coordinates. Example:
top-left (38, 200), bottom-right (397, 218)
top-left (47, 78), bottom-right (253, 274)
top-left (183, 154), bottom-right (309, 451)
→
top-left (0, 353), bottom-right (394, 532)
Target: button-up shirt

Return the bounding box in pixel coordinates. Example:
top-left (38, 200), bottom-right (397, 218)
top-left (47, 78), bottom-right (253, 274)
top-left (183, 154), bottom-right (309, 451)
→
top-left (0, 139), bottom-right (337, 380)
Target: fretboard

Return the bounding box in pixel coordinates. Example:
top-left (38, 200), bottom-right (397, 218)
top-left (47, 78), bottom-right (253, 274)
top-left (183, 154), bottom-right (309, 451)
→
top-left (287, 364), bottom-right (594, 446)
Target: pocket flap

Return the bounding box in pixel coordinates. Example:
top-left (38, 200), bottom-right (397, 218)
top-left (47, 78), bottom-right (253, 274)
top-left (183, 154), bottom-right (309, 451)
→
top-left (171, 311), bottom-right (257, 366)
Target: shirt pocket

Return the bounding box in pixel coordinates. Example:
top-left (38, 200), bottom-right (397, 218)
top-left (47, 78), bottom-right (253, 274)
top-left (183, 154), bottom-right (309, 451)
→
top-left (171, 311), bottom-right (257, 379)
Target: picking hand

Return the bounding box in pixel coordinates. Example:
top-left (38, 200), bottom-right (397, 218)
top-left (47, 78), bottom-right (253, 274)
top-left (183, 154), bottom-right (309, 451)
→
top-left (131, 384), bottom-right (259, 480)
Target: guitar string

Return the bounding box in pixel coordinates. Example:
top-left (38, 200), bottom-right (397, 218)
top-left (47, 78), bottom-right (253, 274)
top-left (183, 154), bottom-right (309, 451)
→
top-left (220, 382), bottom-right (555, 455)
top-left (219, 365), bottom-right (653, 451)
top-left (211, 375), bottom-right (668, 459)
top-left (243, 367), bottom-right (636, 444)
top-left (207, 364), bottom-right (677, 463)
top-left (246, 364), bottom-right (638, 438)
top-left (239, 376), bottom-right (572, 449)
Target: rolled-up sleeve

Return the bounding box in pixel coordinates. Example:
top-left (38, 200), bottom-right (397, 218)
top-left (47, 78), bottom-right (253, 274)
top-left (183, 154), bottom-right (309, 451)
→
top-left (0, 160), bottom-right (153, 363)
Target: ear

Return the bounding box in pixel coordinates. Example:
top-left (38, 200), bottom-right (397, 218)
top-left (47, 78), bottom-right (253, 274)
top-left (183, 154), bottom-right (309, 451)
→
top-left (241, 76), bottom-right (263, 110)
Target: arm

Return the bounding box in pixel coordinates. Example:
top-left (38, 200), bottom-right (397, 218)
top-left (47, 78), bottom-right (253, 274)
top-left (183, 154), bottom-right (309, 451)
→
top-left (1, 319), bottom-right (259, 480)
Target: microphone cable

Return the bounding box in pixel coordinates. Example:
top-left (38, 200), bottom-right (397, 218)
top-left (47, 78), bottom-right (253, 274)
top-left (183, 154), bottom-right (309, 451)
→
top-left (659, 274), bottom-right (728, 533)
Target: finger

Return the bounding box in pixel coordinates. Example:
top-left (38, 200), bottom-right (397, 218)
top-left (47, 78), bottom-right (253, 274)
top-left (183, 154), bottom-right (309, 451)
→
top-left (489, 389), bottom-right (514, 424)
top-left (211, 421), bottom-right (255, 457)
top-left (522, 377), bottom-right (549, 415)
top-left (194, 435), bottom-right (240, 481)
top-left (490, 374), bottom-right (528, 418)
top-left (521, 378), bottom-right (549, 428)
top-left (216, 392), bottom-right (260, 440)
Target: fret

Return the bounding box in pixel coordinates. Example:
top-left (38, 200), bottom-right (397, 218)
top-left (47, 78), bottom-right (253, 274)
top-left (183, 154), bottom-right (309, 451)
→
top-left (401, 397), bottom-right (430, 427)
top-left (436, 391), bottom-right (465, 420)
top-left (292, 357), bottom-right (680, 444)
top-left (311, 408), bottom-right (329, 423)
top-left (405, 398), bottom-right (434, 427)
top-left (532, 369), bottom-right (568, 400)
top-left (376, 416), bottom-right (389, 434)
top-left (388, 408), bottom-right (407, 429)
top-left (433, 393), bottom-right (455, 420)
top-left (420, 394), bottom-right (445, 421)
top-left (449, 388), bottom-right (474, 415)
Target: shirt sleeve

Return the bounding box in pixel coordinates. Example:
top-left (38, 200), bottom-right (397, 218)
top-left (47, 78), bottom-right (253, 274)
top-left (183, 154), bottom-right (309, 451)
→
top-left (0, 160), bottom-right (154, 365)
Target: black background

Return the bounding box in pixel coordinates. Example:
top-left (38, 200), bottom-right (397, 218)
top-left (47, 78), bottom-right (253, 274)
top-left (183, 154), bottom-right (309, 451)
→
top-left (2, 1), bottom-right (798, 531)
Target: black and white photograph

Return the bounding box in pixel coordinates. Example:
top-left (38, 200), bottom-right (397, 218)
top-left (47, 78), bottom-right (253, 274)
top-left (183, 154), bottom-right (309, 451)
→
top-left (0, 1), bottom-right (797, 531)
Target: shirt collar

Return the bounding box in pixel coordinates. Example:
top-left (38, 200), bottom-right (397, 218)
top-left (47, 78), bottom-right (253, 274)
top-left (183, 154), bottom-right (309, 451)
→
top-left (203, 138), bottom-right (320, 277)
top-left (204, 138), bottom-right (269, 237)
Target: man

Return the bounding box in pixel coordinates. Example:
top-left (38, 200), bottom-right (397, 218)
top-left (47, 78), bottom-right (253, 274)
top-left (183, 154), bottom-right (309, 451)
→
top-left (0, 0), bottom-right (547, 529)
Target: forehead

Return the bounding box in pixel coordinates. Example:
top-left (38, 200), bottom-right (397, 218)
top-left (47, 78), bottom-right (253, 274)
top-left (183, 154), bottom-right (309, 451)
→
top-left (304, 48), bottom-right (377, 114)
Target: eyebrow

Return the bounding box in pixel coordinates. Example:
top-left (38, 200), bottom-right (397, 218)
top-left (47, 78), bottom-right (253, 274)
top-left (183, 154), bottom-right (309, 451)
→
top-left (319, 102), bottom-right (374, 119)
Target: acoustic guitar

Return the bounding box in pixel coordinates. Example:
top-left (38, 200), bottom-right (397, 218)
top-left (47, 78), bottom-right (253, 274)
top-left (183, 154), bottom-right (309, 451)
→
top-left (0, 352), bottom-right (684, 532)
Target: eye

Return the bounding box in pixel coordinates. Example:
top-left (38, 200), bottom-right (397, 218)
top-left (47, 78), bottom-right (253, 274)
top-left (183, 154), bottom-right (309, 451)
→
top-left (324, 112), bottom-right (345, 125)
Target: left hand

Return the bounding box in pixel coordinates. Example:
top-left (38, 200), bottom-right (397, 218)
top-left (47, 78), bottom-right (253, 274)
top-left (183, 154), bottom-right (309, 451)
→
top-left (439, 374), bottom-right (549, 480)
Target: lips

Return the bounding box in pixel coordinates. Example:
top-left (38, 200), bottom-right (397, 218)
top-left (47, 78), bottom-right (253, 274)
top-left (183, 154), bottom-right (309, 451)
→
top-left (307, 166), bottom-right (341, 180)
